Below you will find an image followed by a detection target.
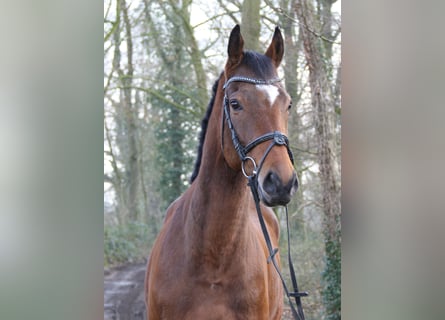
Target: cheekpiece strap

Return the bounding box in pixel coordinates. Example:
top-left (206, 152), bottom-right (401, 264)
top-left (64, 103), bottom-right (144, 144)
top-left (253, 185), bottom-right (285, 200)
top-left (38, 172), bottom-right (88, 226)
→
top-left (222, 76), bottom-right (293, 165)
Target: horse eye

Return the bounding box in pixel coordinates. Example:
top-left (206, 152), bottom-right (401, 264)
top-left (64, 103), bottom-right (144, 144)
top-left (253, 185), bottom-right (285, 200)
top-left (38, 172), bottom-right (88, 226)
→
top-left (230, 99), bottom-right (243, 111)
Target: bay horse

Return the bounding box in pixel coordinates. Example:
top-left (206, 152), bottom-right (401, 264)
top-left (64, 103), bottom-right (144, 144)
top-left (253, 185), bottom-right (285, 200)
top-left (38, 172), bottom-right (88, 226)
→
top-left (145, 25), bottom-right (298, 320)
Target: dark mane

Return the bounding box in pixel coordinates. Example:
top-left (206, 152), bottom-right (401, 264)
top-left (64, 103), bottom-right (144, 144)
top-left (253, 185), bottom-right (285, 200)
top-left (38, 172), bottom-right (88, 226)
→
top-left (190, 77), bottom-right (220, 183)
top-left (190, 52), bottom-right (275, 183)
top-left (241, 51), bottom-right (276, 79)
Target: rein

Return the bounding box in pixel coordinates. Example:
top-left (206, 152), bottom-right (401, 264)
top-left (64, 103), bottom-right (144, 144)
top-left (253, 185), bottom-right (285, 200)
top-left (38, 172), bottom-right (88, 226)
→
top-left (223, 76), bottom-right (308, 320)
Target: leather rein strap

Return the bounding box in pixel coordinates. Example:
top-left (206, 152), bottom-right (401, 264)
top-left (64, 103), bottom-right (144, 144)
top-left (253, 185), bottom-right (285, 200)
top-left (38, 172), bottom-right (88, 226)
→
top-left (223, 76), bottom-right (308, 320)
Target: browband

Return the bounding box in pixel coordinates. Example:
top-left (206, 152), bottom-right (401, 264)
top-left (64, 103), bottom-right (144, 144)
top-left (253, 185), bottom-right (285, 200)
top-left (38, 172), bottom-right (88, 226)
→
top-left (223, 76), bottom-right (281, 90)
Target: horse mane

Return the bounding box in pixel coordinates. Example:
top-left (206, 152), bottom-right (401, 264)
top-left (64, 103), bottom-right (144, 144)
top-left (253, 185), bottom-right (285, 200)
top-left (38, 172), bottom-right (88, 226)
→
top-left (241, 51), bottom-right (276, 79)
top-left (190, 52), bottom-right (275, 183)
top-left (190, 77), bottom-right (220, 183)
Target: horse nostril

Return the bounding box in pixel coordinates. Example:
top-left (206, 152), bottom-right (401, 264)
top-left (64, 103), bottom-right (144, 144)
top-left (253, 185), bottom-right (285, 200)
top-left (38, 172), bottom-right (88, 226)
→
top-left (263, 171), bottom-right (282, 195)
top-left (263, 172), bottom-right (298, 196)
top-left (261, 171), bottom-right (297, 206)
top-left (263, 172), bottom-right (278, 194)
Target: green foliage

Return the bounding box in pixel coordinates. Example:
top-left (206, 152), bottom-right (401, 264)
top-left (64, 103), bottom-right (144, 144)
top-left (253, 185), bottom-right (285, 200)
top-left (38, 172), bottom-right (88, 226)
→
top-left (104, 222), bottom-right (150, 267)
top-left (321, 238), bottom-right (341, 320)
top-left (153, 99), bottom-right (194, 211)
top-left (148, 3), bottom-right (199, 211)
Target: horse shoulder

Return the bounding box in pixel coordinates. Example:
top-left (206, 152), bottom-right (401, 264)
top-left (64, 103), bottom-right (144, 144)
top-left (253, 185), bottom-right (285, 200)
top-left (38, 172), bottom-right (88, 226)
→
top-left (146, 193), bottom-right (189, 318)
top-left (163, 194), bottom-right (184, 223)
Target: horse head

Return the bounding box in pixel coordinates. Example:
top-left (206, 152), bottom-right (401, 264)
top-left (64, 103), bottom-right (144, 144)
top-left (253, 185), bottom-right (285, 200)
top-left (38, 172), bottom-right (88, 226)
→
top-left (222, 25), bottom-right (298, 206)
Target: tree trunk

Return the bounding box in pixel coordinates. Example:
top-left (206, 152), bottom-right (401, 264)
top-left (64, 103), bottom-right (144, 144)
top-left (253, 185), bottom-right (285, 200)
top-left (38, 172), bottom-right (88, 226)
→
top-left (110, 0), bottom-right (129, 222)
top-left (241, 0), bottom-right (261, 51)
top-left (295, 0), bottom-right (341, 318)
top-left (281, 0), bottom-right (300, 102)
top-left (135, 90), bottom-right (149, 221)
top-left (120, 0), bottom-right (140, 222)
top-left (279, 0), bottom-right (308, 231)
top-left (168, 0), bottom-right (208, 113)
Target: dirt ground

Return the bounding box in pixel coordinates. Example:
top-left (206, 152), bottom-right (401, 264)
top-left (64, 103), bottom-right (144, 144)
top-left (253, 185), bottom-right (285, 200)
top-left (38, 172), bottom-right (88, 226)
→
top-left (104, 262), bottom-right (294, 320)
top-left (104, 262), bottom-right (147, 320)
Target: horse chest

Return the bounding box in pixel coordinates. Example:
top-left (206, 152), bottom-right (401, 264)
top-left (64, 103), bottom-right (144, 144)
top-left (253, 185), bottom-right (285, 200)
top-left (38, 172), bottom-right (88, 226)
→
top-left (154, 258), bottom-right (271, 319)
top-left (167, 279), bottom-right (268, 320)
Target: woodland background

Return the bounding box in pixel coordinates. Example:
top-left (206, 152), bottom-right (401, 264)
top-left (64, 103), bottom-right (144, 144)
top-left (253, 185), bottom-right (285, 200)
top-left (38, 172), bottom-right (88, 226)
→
top-left (104, 0), bottom-right (341, 319)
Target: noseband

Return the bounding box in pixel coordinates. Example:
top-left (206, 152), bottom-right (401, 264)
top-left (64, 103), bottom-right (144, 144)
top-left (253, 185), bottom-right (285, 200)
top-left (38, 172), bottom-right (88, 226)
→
top-left (222, 76), bottom-right (294, 178)
top-left (222, 76), bottom-right (307, 320)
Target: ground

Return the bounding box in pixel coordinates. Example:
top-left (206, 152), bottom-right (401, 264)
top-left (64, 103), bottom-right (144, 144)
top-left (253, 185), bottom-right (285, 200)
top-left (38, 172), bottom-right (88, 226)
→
top-left (104, 262), bottom-right (147, 320)
top-left (104, 262), bottom-right (294, 320)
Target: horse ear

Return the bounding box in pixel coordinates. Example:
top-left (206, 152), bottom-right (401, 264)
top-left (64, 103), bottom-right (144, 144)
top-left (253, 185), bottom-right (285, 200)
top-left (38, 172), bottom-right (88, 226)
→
top-left (265, 26), bottom-right (284, 68)
top-left (227, 25), bottom-right (244, 69)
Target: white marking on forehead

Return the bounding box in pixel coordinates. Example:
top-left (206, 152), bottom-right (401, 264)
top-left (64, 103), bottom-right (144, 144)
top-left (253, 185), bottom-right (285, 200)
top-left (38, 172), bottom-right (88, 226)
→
top-left (256, 84), bottom-right (280, 106)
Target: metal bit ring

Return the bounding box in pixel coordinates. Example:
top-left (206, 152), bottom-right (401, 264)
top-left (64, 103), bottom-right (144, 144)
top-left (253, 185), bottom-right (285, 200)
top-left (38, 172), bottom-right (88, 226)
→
top-left (241, 156), bottom-right (257, 178)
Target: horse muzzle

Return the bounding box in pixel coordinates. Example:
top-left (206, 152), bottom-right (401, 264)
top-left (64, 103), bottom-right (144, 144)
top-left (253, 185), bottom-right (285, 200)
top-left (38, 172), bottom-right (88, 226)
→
top-left (259, 171), bottom-right (298, 206)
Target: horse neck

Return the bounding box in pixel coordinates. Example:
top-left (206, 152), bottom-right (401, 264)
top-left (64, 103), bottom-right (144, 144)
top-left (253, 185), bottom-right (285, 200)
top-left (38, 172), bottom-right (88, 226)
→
top-left (187, 87), bottom-right (251, 267)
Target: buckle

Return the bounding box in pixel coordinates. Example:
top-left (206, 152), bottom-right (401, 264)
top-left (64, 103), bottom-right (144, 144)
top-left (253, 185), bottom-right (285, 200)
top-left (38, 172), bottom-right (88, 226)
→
top-left (290, 291), bottom-right (309, 298)
top-left (273, 131), bottom-right (287, 145)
